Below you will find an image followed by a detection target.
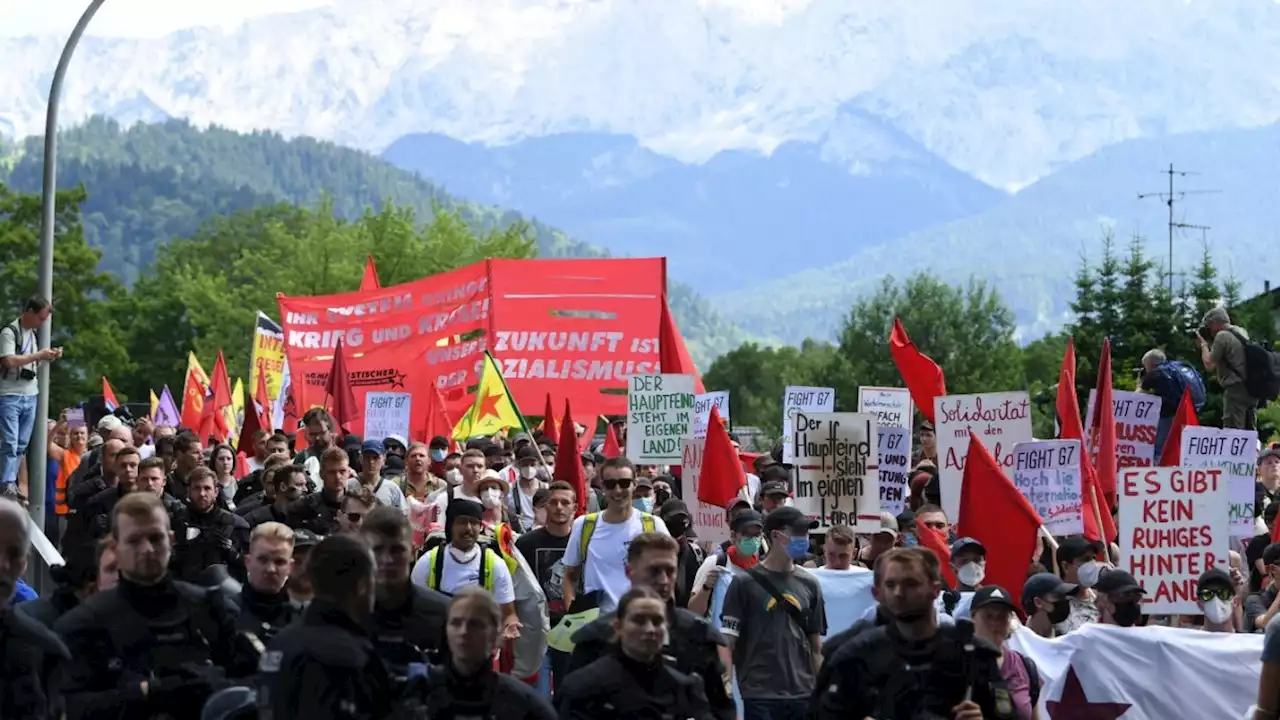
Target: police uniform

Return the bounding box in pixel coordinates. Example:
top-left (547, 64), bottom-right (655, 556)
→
top-left (818, 619), bottom-right (1017, 720)
top-left (233, 585), bottom-right (302, 646)
top-left (1, 605), bottom-right (70, 719)
top-left (368, 584), bottom-right (449, 683)
top-left (171, 505), bottom-right (251, 583)
top-left (397, 660), bottom-right (556, 720)
top-left (255, 599), bottom-right (393, 720)
top-left (557, 651), bottom-right (711, 720)
top-left (53, 575), bottom-right (244, 720)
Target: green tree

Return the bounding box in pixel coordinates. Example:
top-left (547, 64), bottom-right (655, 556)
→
top-left (702, 340), bottom-right (836, 437)
top-left (1021, 332), bottom-right (1068, 438)
top-left (0, 183), bottom-right (130, 410)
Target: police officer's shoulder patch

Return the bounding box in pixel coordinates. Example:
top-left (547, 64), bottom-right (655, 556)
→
top-left (258, 650), bottom-right (283, 673)
top-left (993, 687), bottom-right (1014, 718)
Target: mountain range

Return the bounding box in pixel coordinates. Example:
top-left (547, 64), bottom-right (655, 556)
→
top-left (4, 0), bottom-right (1280, 346)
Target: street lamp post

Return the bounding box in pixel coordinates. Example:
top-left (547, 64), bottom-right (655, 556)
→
top-left (27, 0), bottom-right (108, 536)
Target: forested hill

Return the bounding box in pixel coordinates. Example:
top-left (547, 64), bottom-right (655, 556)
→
top-left (0, 117), bottom-right (750, 364)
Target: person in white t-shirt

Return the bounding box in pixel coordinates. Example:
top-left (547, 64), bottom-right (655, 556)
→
top-left (427, 448), bottom-right (485, 516)
top-left (562, 457), bottom-right (670, 614)
top-left (506, 445), bottom-right (546, 531)
top-left (411, 498), bottom-right (521, 638)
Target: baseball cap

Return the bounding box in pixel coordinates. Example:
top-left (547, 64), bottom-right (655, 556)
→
top-left (1262, 448), bottom-right (1280, 463)
top-left (516, 446), bottom-right (539, 461)
top-left (1094, 568), bottom-right (1145, 595)
top-left (96, 414), bottom-right (124, 432)
top-left (1056, 536), bottom-right (1102, 564)
top-left (970, 585), bottom-right (1017, 613)
top-left (759, 480), bottom-right (790, 498)
top-left (1197, 567), bottom-right (1233, 593)
top-left (877, 512), bottom-right (899, 537)
top-left (730, 509), bottom-right (764, 532)
top-left (1264, 543), bottom-right (1280, 567)
top-left (384, 435), bottom-right (408, 450)
top-left (635, 476), bottom-right (653, 488)
top-left (360, 439), bottom-right (385, 455)
top-left (1021, 572), bottom-right (1079, 614)
top-left (950, 537), bottom-right (986, 555)
top-left (759, 465), bottom-right (791, 484)
top-left (292, 529), bottom-right (320, 549)
top-left (762, 506), bottom-right (818, 535)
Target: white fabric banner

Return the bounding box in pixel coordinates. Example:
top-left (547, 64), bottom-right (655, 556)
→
top-left (1006, 623), bottom-right (1261, 719)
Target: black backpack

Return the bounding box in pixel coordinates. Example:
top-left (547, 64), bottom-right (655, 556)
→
top-left (1227, 329), bottom-right (1280, 404)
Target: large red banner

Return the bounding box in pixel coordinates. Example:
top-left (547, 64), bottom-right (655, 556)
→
top-left (277, 258), bottom-right (666, 439)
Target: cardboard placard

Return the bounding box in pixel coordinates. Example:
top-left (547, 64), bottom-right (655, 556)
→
top-left (1013, 439), bottom-right (1084, 536)
top-left (626, 373), bottom-right (695, 463)
top-left (933, 392), bottom-right (1034, 520)
top-left (781, 386), bottom-right (835, 463)
top-left (1178, 427), bottom-right (1258, 537)
top-left (857, 386), bottom-right (913, 430)
top-left (791, 411), bottom-right (879, 532)
top-left (692, 391), bottom-right (730, 439)
top-left (1086, 389), bottom-right (1161, 468)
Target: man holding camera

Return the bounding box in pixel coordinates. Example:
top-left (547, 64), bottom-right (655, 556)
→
top-left (0, 297), bottom-right (61, 499)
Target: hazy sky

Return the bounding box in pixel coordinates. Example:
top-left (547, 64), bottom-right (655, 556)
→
top-left (0, 0), bottom-right (334, 38)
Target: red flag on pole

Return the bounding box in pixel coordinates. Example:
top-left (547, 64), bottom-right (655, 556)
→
top-left (553, 400), bottom-right (588, 517)
top-left (1158, 387), bottom-right (1199, 467)
top-left (916, 523), bottom-right (958, 588)
top-left (602, 423), bottom-right (622, 458)
top-left (539, 393), bottom-right (558, 440)
top-left (1055, 337), bottom-right (1115, 543)
top-left (889, 318), bottom-right (946, 424)
top-left (659, 294), bottom-right (706, 394)
top-left (1090, 338), bottom-right (1119, 508)
top-left (698, 406), bottom-right (746, 508)
top-left (360, 255), bottom-right (381, 291)
top-left (324, 339), bottom-right (359, 434)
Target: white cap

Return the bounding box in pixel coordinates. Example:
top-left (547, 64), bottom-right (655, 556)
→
top-left (96, 415), bottom-right (124, 432)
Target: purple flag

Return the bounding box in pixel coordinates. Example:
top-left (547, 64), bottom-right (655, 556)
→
top-left (154, 385), bottom-right (182, 427)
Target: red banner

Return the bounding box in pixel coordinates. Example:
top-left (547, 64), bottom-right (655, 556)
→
top-left (277, 258), bottom-right (666, 438)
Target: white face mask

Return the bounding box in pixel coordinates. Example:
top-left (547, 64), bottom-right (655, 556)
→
top-left (481, 487), bottom-right (502, 509)
top-left (1204, 597), bottom-right (1232, 625)
top-left (1077, 560), bottom-right (1101, 588)
top-left (445, 468), bottom-right (462, 486)
top-left (449, 545), bottom-right (480, 564)
top-left (957, 562), bottom-right (985, 587)
top-left (519, 466), bottom-right (538, 481)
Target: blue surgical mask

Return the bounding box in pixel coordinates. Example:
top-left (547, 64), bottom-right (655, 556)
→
top-left (785, 535), bottom-right (809, 560)
top-left (429, 449), bottom-right (446, 462)
top-left (634, 496), bottom-right (654, 513)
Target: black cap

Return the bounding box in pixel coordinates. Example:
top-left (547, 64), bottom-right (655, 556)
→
top-left (516, 446), bottom-right (539, 461)
top-left (1263, 543), bottom-right (1280, 567)
top-left (759, 480), bottom-right (790, 497)
top-left (1056, 536), bottom-right (1102, 565)
top-left (759, 465), bottom-right (791, 484)
top-left (429, 435), bottom-right (449, 450)
top-left (971, 585), bottom-right (1017, 613)
top-left (292, 529), bottom-right (320, 549)
top-left (950, 537), bottom-right (986, 556)
top-left (1021, 572), bottom-right (1079, 614)
top-left (763, 506), bottom-right (817, 535)
top-left (1197, 567), bottom-right (1233, 593)
top-left (635, 475), bottom-right (653, 488)
top-left (659, 498), bottom-right (691, 520)
top-left (730, 509), bottom-right (764, 532)
top-left (1094, 568), bottom-right (1145, 595)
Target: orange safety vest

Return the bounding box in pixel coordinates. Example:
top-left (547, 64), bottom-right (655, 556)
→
top-left (54, 448), bottom-right (81, 515)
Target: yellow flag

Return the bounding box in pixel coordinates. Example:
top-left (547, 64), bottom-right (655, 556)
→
top-left (226, 378), bottom-right (245, 445)
top-left (452, 352), bottom-right (529, 440)
top-left (149, 390), bottom-right (160, 421)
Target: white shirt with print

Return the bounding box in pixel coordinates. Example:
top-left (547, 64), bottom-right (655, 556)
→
top-left (562, 509), bottom-right (670, 613)
top-left (410, 546), bottom-right (515, 604)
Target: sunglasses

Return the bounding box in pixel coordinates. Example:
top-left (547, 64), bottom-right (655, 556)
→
top-left (603, 478), bottom-right (632, 490)
top-left (1198, 587), bottom-right (1232, 602)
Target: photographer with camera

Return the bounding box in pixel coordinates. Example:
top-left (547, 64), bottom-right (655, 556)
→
top-left (0, 296), bottom-right (61, 500)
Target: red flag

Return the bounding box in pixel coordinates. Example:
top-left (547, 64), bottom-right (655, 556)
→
top-left (360, 255), bottom-right (381, 291)
top-left (553, 400), bottom-right (588, 517)
top-left (956, 432), bottom-right (1043, 608)
top-left (236, 382), bottom-right (263, 456)
top-left (889, 318), bottom-right (946, 424)
top-left (602, 423), bottom-right (621, 458)
top-left (324, 339), bottom-right (359, 434)
top-left (422, 384), bottom-right (455, 444)
top-left (1090, 338), bottom-right (1118, 508)
top-left (253, 371), bottom-right (273, 431)
top-left (539, 393), bottom-right (558, 440)
top-left (102, 377), bottom-right (121, 412)
top-left (698, 406), bottom-right (746, 508)
top-left (916, 523), bottom-right (958, 588)
top-left (659, 293), bottom-right (706, 394)
top-left (235, 451), bottom-right (251, 479)
top-left (180, 368), bottom-right (207, 431)
top-left (199, 351), bottom-right (234, 442)
top-left (1158, 387), bottom-right (1200, 467)
top-left (1055, 338), bottom-right (1116, 544)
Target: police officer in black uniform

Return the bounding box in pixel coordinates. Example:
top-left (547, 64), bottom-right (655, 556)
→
top-left (0, 498), bottom-right (70, 719)
top-left (232, 521), bottom-right (302, 645)
top-left (285, 446), bottom-right (348, 536)
top-left (171, 467), bottom-right (250, 583)
top-left (53, 491), bottom-right (249, 720)
top-left (256, 533), bottom-right (393, 720)
top-left (359, 506), bottom-right (448, 685)
top-left (818, 547), bottom-right (1015, 720)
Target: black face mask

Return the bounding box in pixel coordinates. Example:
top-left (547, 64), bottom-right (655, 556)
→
top-left (655, 489), bottom-right (672, 507)
top-left (490, 460), bottom-right (508, 471)
top-left (1111, 600), bottom-right (1143, 627)
top-left (666, 518), bottom-right (688, 539)
top-left (1047, 598), bottom-right (1071, 625)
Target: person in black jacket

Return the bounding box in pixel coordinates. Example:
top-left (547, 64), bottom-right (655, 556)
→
top-left (286, 446), bottom-right (347, 536)
top-left (17, 538), bottom-right (107, 630)
top-left (255, 533), bottom-right (393, 720)
top-left (53, 492), bottom-right (248, 720)
top-left (171, 467), bottom-right (250, 583)
top-left (559, 586), bottom-right (713, 720)
top-left (568, 531), bottom-right (732, 720)
top-left (0, 497), bottom-right (70, 720)
top-left (80, 446), bottom-right (142, 541)
top-left (232, 521), bottom-right (302, 645)
top-left (244, 464), bottom-right (307, 528)
top-left (360, 506), bottom-right (449, 684)
top-left (397, 586), bottom-right (555, 720)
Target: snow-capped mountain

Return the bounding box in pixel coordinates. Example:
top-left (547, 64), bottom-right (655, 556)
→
top-left (4, 0), bottom-right (1280, 190)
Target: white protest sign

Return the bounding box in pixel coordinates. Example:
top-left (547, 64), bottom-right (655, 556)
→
top-left (876, 426), bottom-right (911, 517)
top-left (1178, 427), bottom-right (1258, 537)
top-left (627, 373), bottom-right (695, 463)
top-left (1086, 389), bottom-right (1161, 468)
top-left (857, 386), bottom-right (913, 430)
top-left (933, 392), bottom-right (1034, 520)
top-left (680, 438), bottom-right (730, 547)
top-left (692, 391), bottom-right (730, 439)
top-left (363, 392), bottom-right (411, 441)
top-left (781, 386), bottom-right (835, 463)
top-left (66, 408), bottom-right (85, 428)
top-left (791, 412), bottom-right (879, 532)
top-left (1013, 439), bottom-right (1084, 536)
top-left (1120, 466), bottom-right (1229, 615)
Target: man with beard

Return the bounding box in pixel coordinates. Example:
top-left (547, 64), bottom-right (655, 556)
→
top-left (54, 492), bottom-right (245, 719)
top-left (246, 465), bottom-right (308, 528)
top-left (293, 408), bottom-right (338, 490)
top-left (287, 446), bottom-right (347, 536)
top-left (517, 481), bottom-right (575, 684)
top-left (170, 467), bottom-right (251, 583)
top-left (166, 431), bottom-right (204, 504)
top-left (135, 456), bottom-right (184, 515)
top-left (62, 438), bottom-right (129, 557)
top-left (361, 505), bottom-right (449, 685)
top-left (233, 521), bottom-right (301, 646)
top-left (818, 547), bottom-right (1012, 720)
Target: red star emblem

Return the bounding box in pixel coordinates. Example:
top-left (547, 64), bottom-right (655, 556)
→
top-left (476, 391), bottom-right (503, 421)
top-left (1046, 665), bottom-right (1131, 720)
